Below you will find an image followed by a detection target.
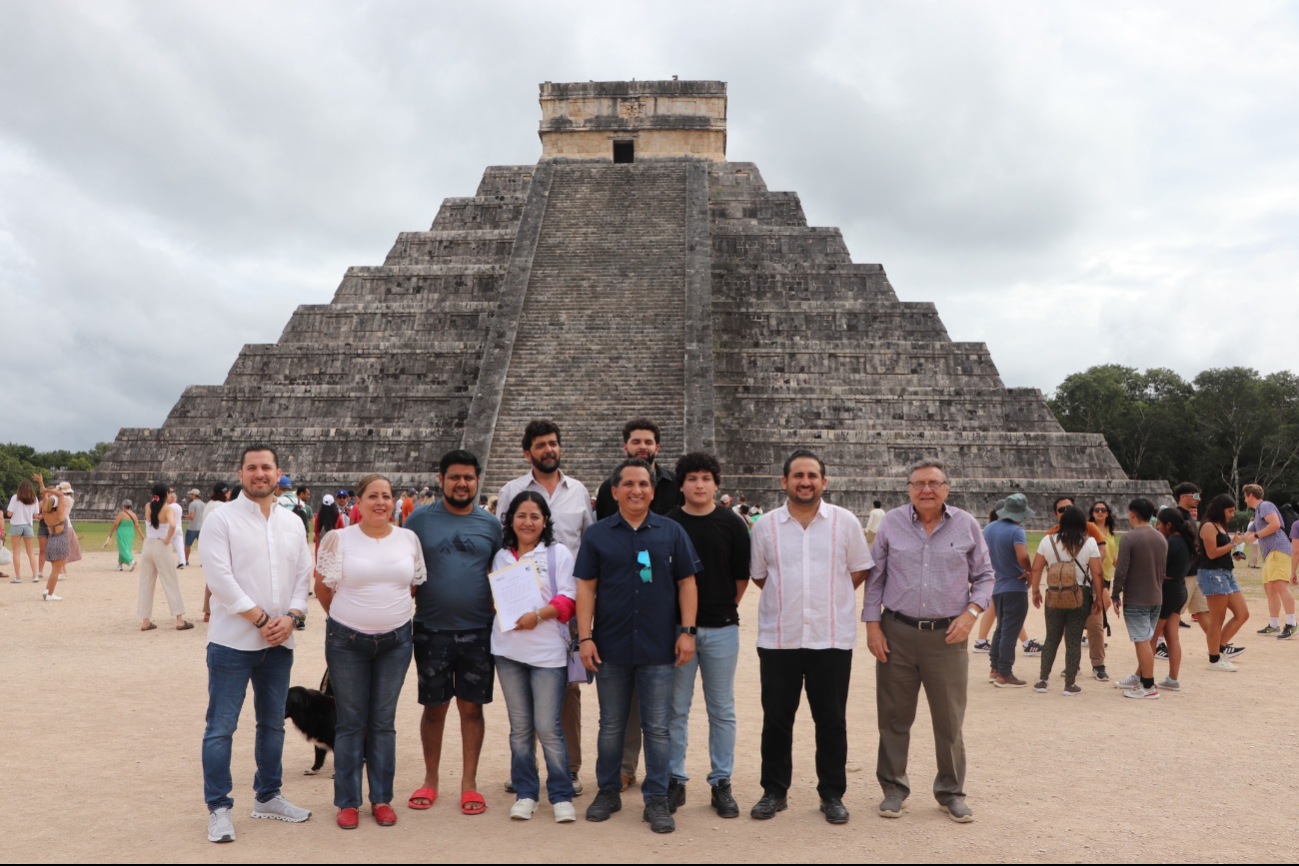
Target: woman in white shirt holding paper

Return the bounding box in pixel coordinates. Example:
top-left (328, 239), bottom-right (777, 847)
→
top-left (492, 490), bottom-right (578, 823)
top-left (314, 473), bottom-right (425, 831)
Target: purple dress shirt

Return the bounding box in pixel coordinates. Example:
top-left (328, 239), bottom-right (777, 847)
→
top-left (862, 503), bottom-right (995, 623)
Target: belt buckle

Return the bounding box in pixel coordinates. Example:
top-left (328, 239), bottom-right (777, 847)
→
top-left (918, 619), bottom-right (936, 631)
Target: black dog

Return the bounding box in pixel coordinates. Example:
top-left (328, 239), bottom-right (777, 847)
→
top-left (284, 685), bottom-right (335, 775)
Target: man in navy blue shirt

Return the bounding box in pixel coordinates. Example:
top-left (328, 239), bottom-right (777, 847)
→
top-left (576, 458), bottom-right (700, 834)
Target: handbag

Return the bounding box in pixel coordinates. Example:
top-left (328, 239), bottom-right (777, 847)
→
top-left (0, 545), bottom-right (11, 566)
top-left (546, 545), bottom-right (592, 685)
top-left (1043, 536), bottom-right (1084, 610)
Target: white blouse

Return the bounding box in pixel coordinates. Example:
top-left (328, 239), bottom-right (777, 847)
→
top-left (317, 524), bottom-right (426, 634)
top-left (490, 542), bottom-right (577, 668)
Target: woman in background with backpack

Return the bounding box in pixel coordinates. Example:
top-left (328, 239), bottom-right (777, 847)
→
top-left (1029, 505), bottom-right (1103, 695)
top-left (1153, 507), bottom-right (1195, 691)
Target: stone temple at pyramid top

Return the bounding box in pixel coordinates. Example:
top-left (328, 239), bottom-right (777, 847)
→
top-left (538, 79), bottom-right (727, 162)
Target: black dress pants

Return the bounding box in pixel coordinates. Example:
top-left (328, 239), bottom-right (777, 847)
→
top-left (758, 647), bottom-right (852, 801)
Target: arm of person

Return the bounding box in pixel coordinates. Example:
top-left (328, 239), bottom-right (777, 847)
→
top-left (517, 545), bottom-right (576, 629)
top-left (1029, 552), bottom-right (1047, 608)
top-left (576, 578), bottom-right (600, 670)
top-left (675, 575), bottom-right (698, 666)
top-left (946, 520), bottom-right (992, 645)
top-left (105, 514), bottom-right (121, 546)
top-left (732, 512), bottom-right (752, 603)
top-left (313, 529), bottom-right (342, 616)
top-left (1112, 535), bottom-right (1132, 614)
top-left (162, 506), bottom-right (176, 545)
top-left (1089, 557), bottom-right (1104, 613)
top-left (845, 514), bottom-right (874, 589)
top-left (1201, 523), bottom-right (1233, 559)
top-left (862, 522), bottom-right (890, 660)
top-left (264, 525), bottom-right (313, 646)
top-left (1015, 541), bottom-right (1031, 574)
top-left (201, 514), bottom-right (274, 636)
top-left (1250, 510), bottom-right (1283, 542)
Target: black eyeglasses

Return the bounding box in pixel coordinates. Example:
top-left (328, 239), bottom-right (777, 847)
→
top-left (1092, 507), bottom-right (1109, 514)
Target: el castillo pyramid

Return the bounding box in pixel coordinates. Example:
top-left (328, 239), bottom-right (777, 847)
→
top-left (70, 80), bottom-right (1170, 522)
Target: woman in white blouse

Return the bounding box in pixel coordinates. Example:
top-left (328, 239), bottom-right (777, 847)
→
top-left (493, 491), bottom-right (578, 823)
top-left (314, 474), bottom-right (425, 831)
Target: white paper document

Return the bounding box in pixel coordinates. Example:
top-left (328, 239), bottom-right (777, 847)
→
top-left (489, 558), bottom-right (547, 632)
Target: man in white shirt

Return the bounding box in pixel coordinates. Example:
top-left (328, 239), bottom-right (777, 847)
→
top-left (747, 450), bottom-right (873, 825)
top-left (865, 500), bottom-right (887, 546)
top-left (200, 445), bottom-right (313, 843)
top-left (496, 419), bottom-right (595, 794)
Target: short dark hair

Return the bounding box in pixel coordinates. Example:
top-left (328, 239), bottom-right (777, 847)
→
top-left (1172, 482), bottom-right (1200, 498)
top-left (240, 443), bottom-right (278, 468)
top-left (622, 418), bottom-right (660, 444)
top-left (782, 449), bottom-right (826, 478)
top-left (501, 491), bottom-right (556, 549)
top-left (439, 449), bottom-right (481, 477)
top-left (675, 452), bottom-right (721, 486)
top-left (522, 419), bottom-right (562, 452)
top-left (1128, 497), bottom-right (1156, 522)
top-left (296, 485), bottom-right (309, 496)
top-left (612, 457), bottom-right (656, 488)
top-left (873, 500), bottom-right (882, 508)
top-left (1053, 496), bottom-right (1075, 512)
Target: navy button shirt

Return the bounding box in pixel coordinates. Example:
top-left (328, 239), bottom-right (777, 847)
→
top-left (574, 511), bottom-right (701, 666)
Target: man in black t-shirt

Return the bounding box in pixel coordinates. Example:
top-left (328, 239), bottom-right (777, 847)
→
top-left (594, 418), bottom-right (683, 520)
top-left (1169, 482), bottom-right (1209, 646)
top-left (661, 452), bottom-right (751, 818)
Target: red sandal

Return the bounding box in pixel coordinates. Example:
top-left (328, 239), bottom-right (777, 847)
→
top-left (460, 791), bottom-right (486, 815)
top-left (408, 787), bottom-right (437, 810)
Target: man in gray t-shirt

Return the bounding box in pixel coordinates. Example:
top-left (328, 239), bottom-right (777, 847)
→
top-left (185, 490), bottom-right (207, 563)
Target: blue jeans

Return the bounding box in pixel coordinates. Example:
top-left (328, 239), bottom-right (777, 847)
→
top-left (325, 618), bottom-right (413, 809)
top-left (202, 642), bottom-right (294, 811)
top-left (669, 624), bottom-right (739, 785)
top-left (595, 661), bottom-right (673, 801)
top-left (495, 656), bottom-right (574, 804)
top-left (989, 591), bottom-right (1029, 676)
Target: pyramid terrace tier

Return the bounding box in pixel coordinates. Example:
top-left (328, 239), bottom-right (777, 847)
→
top-left (332, 264), bottom-right (507, 303)
top-left (276, 301), bottom-right (497, 343)
top-left (224, 343), bottom-right (485, 387)
top-left (711, 225), bottom-right (854, 265)
top-left (714, 341), bottom-right (1004, 383)
top-left (160, 383), bottom-right (480, 427)
top-left (430, 195), bottom-right (528, 230)
top-left (712, 263), bottom-right (898, 301)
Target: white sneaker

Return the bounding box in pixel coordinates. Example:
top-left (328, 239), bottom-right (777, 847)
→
top-left (1157, 676), bottom-right (1181, 691)
top-left (1114, 673), bottom-right (1139, 689)
top-left (129, 560), bottom-right (138, 572)
top-left (553, 801), bottom-right (577, 823)
top-left (510, 798), bottom-right (538, 820)
top-left (1208, 658), bottom-right (1238, 672)
top-left (42, 591), bottom-right (62, 602)
top-left (250, 795), bottom-right (311, 823)
top-left (208, 808), bottom-right (236, 843)
top-left (1124, 685), bottom-right (1160, 699)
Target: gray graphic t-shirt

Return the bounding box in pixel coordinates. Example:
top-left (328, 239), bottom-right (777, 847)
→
top-left (405, 500), bottom-right (503, 630)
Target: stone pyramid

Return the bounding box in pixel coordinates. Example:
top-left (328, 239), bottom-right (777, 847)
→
top-left (70, 80), bottom-right (1169, 523)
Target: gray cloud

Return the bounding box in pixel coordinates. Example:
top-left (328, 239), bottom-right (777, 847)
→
top-left (1, 0), bottom-right (1296, 449)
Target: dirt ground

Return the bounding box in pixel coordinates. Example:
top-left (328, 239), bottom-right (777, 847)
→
top-left (2, 541), bottom-right (1295, 864)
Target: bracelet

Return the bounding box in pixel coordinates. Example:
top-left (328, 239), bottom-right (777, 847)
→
top-left (579, 637), bottom-right (594, 643)
top-left (253, 612), bottom-right (269, 628)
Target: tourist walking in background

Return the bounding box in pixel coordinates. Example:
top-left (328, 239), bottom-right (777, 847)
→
top-left (6, 478), bottom-right (39, 582)
top-left (105, 498), bottom-right (140, 572)
top-left (496, 420), bottom-right (594, 797)
top-left (166, 489), bottom-right (186, 568)
top-left (296, 486), bottom-right (314, 539)
top-left (864, 459), bottom-right (993, 824)
top-left (749, 450), bottom-right (871, 825)
top-left (314, 473), bottom-right (423, 830)
top-left (865, 500), bottom-right (886, 546)
top-left (1111, 498), bottom-right (1168, 699)
top-left (971, 500), bottom-right (1036, 658)
top-left (403, 450), bottom-right (503, 816)
top-left (34, 475), bottom-right (70, 601)
top-left (200, 445), bottom-right (314, 843)
top-left (1087, 501), bottom-right (1120, 681)
top-left (491, 491), bottom-right (579, 824)
top-left (1029, 505), bottom-right (1102, 695)
top-left (665, 452), bottom-right (750, 819)
top-left (1197, 494), bottom-right (1250, 670)
top-left (984, 494), bottom-right (1034, 688)
top-left (184, 489), bottom-right (206, 565)
top-left (576, 457), bottom-right (699, 834)
top-left (314, 494), bottom-right (344, 554)
top-left (200, 483), bottom-right (231, 622)
top-left (1153, 507), bottom-right (1195, 691)
top-left (1242, 484), bottom-right (1296, 639)
top-left (137, 483), bottom-right (190, 631)
top-left (1172, 483), bottom-right (1209, 639)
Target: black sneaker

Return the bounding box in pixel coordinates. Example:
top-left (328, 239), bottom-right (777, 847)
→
top-left (711, 780), bottom-right (739, 818)
top-left (1222, 644), bottom-right (1247, 659)
top-left (1093, 666), bottom-right (1110, 682)
top-left (585, 789), bottom-right (622, 822)
top-left (1154, 644), bottom-right (1169, 661)
top-left (1022, 639), bottom-right (1043, 656)
top-left (1280, 625), bottom-right (1298, 641)
top-left (667, 780), bottom-right (686, 814)
top-left (643, 796), bottom-right (675, 833)
top-left (750, 793), bottom-right (787, 820)
top-left (1179, 618), bottom-right (1191, 629)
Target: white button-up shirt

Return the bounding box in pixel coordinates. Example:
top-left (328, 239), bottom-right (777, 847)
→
top-left (750, 501), bottom-right (873, 650)
top-left (496, 471), bottom-right (594, 554)
top-left (201, 493), bottom-right (313, 651)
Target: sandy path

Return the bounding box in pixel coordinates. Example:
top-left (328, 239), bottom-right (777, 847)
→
top-left (1, 547), bottom-right (1293, 863)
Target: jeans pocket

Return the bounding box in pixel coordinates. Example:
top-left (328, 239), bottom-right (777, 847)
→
top-left (326, 621), bottom-right (356, 648)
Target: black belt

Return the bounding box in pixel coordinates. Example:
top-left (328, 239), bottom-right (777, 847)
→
top-left (885, 609), bottom-right (957, 631)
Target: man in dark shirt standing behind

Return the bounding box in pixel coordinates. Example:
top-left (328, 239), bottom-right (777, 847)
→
top-left (665, 452), bottom-right (750, 818)
top-left (403, 450), bottom-right (503, 815)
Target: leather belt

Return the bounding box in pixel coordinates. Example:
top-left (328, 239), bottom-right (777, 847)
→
top-left (885, 609), bottom-right (956, 631)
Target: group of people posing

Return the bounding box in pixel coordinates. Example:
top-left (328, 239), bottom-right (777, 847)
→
top-left (199, 417), bottom-right (999, 844)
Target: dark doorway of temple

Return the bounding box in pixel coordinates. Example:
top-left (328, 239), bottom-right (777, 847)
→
top-left (613, 140), bottom-right (634, 163)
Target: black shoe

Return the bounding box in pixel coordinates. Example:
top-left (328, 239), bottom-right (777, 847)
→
top-left (1179, 618), bottom-right (1191, 629)
top-left (711, 780), bottom-right (739, 818)
top-left (643, 796), bottom-right (675, 833)
top-left (820, 797), bottom-right (850, 824)
top-left (750, 793), bottom-right (788, 820)
top-left (585, 789), bottom-right (622, 822)
top-left (667, 779), bottom-right (686, 814)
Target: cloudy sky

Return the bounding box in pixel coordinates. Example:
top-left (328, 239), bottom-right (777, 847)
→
top-left (2, 1), bottom-right (1297, 450)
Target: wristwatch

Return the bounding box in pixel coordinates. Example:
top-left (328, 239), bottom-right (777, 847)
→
top-left (965, 606), bottom-right (981, 619)
top-left (289, 611), bottom-right (306, 630)
top-left (680, 626), bottom-right (698, 636)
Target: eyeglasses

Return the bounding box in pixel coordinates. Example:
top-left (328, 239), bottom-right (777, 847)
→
top-left (1092, 507), bottom-right (1109, 514)
top-left (636, 550), bottom-right (652, 583)
top-left (1055, 507), bottom-right (1068, 515)
top-left (907, 481), bottom-right (949, 490)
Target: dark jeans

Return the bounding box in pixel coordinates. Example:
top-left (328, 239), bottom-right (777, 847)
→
top-left (202, 643), bottom-right (293, 811)
top-left (989, 591), bottom-right (1029, 676)
top-left (325, 618), bottom-right (413, 809)
top-left (594, 661), bottom-right (673, 802)
top-left (758, 647), bottom-right (852, 801)
top-left (496, 656), bottom-right (574, 804)
top-left (1039, 586), bottom-right (1093, 685)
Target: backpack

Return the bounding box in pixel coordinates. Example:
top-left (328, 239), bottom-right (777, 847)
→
top-left (1044, 536), bottom-right (1084, 610)
top-left (292, 502), bottom-right (311, 535)
top-left (1280, 503), bottom-right (1299, 537)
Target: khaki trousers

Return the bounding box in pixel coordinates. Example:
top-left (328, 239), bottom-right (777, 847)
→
top-left (563, 683), bottom-right (582, 773)
top-left (875, 613), bottom-right (968, 804)
top-left (138, 538), bottom-right (184, 619)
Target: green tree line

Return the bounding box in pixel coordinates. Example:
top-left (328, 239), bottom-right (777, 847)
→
top-left (1049, 365), bottom-right (1299, 504)
top-left (0, 442), bottom-right (112, 500)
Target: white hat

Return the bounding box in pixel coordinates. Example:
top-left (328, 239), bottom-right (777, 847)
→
top-left (321, 494), bottom-right (335, 506)
top-left (58, 481), bottom-right (74, 494)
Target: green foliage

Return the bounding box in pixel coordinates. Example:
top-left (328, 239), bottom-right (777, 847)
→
top-left (1050, 366), bottom-right (1299, 504)
top-left (0, 442), bottom-right (113, 501)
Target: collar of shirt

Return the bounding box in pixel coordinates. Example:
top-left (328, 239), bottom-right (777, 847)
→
top-left (907, 502), bottom-right (952, 525)
top-left (610, 510), bottom-right (663, 532)
top-left (774, 499), bottom-right (831, 526)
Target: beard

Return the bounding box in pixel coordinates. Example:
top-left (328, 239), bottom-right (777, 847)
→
top-left (530, 454), bottom-right (561, 474)
top-left (444, 490), bottom-right (476, 509)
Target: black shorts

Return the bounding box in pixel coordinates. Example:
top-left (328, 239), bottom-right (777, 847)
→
top-left (412, 624), bottom-right (494, 707)
top-left (1159, 578), bottom-right (1188, 621)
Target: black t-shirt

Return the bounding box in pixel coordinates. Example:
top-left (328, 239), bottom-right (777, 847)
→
top-left (595, 462), bottom-right (682, 521)
top-left (1165, 534), bottom-right (1192, 581)
top-left (1177, 506), bottom-right (1200, 575)
top-left (665, 505), bottom-right (751, 628)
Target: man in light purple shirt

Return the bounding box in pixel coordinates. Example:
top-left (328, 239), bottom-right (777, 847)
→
top-left (862, 459), bottom-right (994, 825)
